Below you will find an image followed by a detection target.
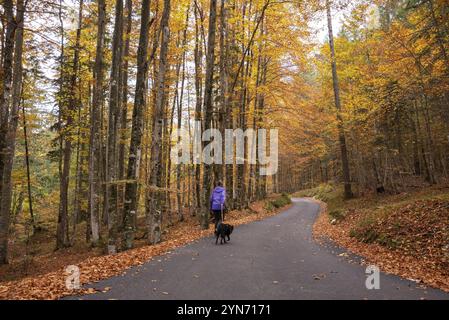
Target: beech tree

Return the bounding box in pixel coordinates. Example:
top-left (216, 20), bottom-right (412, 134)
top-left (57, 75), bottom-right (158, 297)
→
top-left (123, 0), bottom-right (153, 249)
top-left (147, 0), bottom-right (171, 245)
top-left (325, 0), bottom-right (353, 199)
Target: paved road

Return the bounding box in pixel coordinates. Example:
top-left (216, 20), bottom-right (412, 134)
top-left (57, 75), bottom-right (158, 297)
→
top-left (75, 199), bottom-right (449, 300)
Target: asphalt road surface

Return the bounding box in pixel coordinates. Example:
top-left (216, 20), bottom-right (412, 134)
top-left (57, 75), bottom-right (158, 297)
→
top-left (73, 198), bottom-right (449, 300)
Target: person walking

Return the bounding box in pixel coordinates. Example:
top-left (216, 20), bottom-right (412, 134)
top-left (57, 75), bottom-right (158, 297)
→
top-left (210, 181), bottom-right (226, 228)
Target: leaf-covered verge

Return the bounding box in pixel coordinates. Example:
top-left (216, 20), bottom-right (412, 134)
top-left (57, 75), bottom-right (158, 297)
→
top-left (306, 184), bottom-right (449, 293)
top-left (0, 195), bottom-right (292, 300)
top-left (266, 193), bottom-right (292, 210)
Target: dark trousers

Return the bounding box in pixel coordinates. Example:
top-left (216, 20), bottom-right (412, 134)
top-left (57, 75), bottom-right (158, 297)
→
top-left (213, 210), bottom-right (224, 228)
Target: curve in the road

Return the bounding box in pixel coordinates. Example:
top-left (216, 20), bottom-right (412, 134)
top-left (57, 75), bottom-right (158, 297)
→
top-left (73, 198), bottom-right (449, 300)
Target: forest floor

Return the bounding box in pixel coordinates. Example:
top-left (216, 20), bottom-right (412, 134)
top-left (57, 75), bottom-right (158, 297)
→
top-left (0, 194), bottom-right (291, 300)
top-left (303, 183), bottom-right (449, 292)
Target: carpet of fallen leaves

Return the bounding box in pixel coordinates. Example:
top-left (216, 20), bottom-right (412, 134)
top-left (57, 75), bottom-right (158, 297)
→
top-left (0, 199), bottom-right (291, 300)
top-left (313, 198), bottom-right (449, 293)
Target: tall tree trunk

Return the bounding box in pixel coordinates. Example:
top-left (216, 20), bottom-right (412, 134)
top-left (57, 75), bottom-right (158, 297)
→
top-left (165, 89), bottom-right (176, 227)
top-left (21, 94), bottom-right (36, 232)
top-left (235, 3), bottom-right (249, 210)
top-left (88, 0), bottom-right (107, 246)
top-left (72, 120), bottom-right (82, 240)
top-left (0, 0), bottom-right (20, 264)
top-left (176, 14), bottom-right (188, 222)
top-left (186, 84), bottom-right (195, 217)
top-left (123, 0), bottom-right (152, 250)
top-left (118, 0), bottom-right (133, 227)
top-left (326, 0), bottom-right (353, 199)
top-left (193, 3), bottom-right (204, 212)
top-left (255, 18), bottom-right (267, 200)
top-left (72, 131), bottom-right (87, 242)
top-left (55, 0), bottom-right (65, 241)
top-left (225, 1), bottom-right (237, 209)
top-left (72, 1), bottom-right (86, 245)
top-left (201, 0), bottom-right (218, 230)
top-left (57, 0), bottom-right (84, 249)
top-left (147, 0), bottom-right (171, 245)
top-left (0, 0), bottom-right (16, 182)
top-left (219, 0), bottom-right (230, 194)
top-left (236, 51), bottom-right (251, 209)
top-left (106, 0), bottom-right (124, 253)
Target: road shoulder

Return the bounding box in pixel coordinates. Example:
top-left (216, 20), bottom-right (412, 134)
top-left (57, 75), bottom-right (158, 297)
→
top-left (311, 197), bottom-right (449, 293)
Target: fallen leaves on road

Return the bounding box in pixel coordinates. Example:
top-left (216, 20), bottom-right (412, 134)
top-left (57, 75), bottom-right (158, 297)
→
top-left (313, 274), bottom-right (326, 281)
top-left (0, 199), bottom-right (291, 300)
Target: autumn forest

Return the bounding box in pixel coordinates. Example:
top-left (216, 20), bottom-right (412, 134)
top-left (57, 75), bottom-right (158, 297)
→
top-left (0, 0), bottom-right (448, 298)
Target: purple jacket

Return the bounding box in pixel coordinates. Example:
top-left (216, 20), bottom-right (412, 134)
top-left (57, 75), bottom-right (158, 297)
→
top-left (210, 186), bottom-right (226, 211)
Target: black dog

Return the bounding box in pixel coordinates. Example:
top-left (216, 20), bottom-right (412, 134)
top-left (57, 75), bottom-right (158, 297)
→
top-left (215, 222), bottom-right (234, 245)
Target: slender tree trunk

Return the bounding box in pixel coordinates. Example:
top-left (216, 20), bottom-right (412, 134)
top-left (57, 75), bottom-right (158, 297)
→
top-left (235, 2), bottom-right (249, 209)
top-left (88, 0), bottom-right (106, 246)
top-left (165, 89), bottom-right (177, 227)
top-left (73, 125), bottom-right (81, 234)
top-left (123, 0), bottom-right (152, 250)
top-left (118, 0), bottom-right (133, 228)
top-left (411, 107), bottom-right (421, 176)
top-left (226, 2), bottom-right (237, 209)
top-left (326, 0), bottom-right (353, 199)
top-left (255, 19), bottom-right (267, 200)
top-left (186, 83), bottom-right (195, 217)
top-left (0, 0), bottom-right (16, 179)
top-left (176, 14), bottom-right (188, 222)
top-left (236, 51), bottom-right (251, 209)
top-left (219, 0), bottom-right (230, 193)
top-left (71, 0), bottom-right (86, 245)
top-left (105, 0), bottom-right (124, 253)
top-left (422, 94), bottom-right (437, 184)
top-left (193, 4), bottom-right (204, 212)
top-left (57, 0), bottom-right (84, 249)
top-left (147, 0), bottom-right (171, 245)
top-left (72, 130), bottom-right (85, 243)
top-left (21, 93), bottom-right (36, 232)
top-left (200, 0), bottom-right (218, 230)
top-left (55, 0), bottom-right (65, 240)
top-left (0, 0), bottom-right (20, 264)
